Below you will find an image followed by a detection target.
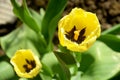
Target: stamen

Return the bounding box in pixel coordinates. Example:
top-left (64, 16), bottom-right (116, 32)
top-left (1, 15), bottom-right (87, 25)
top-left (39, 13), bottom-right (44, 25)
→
top-left (74, 30), bottom-right (80, 41)
top-left (23, 59), bottom-right (36, 73)
top-left (27, 64), bottom-right (32, 69)
top-left (65, 26), bottom-right (86, 44)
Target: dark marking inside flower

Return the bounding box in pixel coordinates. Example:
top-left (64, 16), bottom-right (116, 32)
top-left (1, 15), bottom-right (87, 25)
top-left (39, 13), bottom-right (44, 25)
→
top-left (65, 26), bottom-right (76, 41)
top-left (23, 59), bottom-right (36, 73)
top-left (65, 26), bottom-right (86, 44)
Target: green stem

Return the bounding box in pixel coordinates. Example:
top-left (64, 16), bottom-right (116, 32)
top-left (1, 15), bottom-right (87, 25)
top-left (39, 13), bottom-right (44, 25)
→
top-left (38, 32), bottom-right (47, 48)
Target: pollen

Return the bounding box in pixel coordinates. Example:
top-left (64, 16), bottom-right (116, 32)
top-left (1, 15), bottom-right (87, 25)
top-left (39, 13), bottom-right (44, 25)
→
top-left (27, 64), bottom-right (32, 69)
top-left (74, 30), bottom-right (80, 41)
top-left (23, 59), bottom-right (36, 73)
top-left (65, 26), bottom-right (86, 44)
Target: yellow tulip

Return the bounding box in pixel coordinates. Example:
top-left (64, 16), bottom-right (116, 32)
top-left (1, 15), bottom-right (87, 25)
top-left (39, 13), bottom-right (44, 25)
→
top-left (58, 7), bottom-right (101, 52)
top-left (10, 49), bottom-right (42, 78)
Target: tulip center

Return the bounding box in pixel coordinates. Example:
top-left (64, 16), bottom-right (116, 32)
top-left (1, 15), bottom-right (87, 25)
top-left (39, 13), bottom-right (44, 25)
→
top-left (65, 26), bottom-right (86, 44)
top-left (23, 59), bottom-right (36, 73)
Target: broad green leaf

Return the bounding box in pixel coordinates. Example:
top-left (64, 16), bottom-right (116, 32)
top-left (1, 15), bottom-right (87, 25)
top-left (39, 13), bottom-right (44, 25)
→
top-left (11, 0), bottom-right (41, 32)
top-left (54, 51), bottom-right (71, 80)
top-left (58, 45), bottom-right (71, 54)
top-left (42, 0), bottom-right (67, 44)
top-left (57, 46), bottom-right (82, 76)
top-left (80, 41), bottom-right (120, 80)
top-left (102, 24), bottom-right (120, 35)
top-left (0, 24), bottom-right (46, 58)
top-left (40, 63), bottom-right (53, 80)
top-left (98, 34), bottom-right (120, 52)
top-left (29, 9), bottom-right (43, 27)
top-left (54, 51), bottom-right (76, 65)
top-left (42, 52), bottom-right (70, 80)
top-left (0, 61), bottom-right (15, 80)
top-left (54, 51), bottom-right (80, 77)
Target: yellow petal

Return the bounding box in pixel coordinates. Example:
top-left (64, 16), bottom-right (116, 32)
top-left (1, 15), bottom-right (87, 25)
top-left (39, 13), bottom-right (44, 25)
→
top-left (10, 49), bottom-right (42, 78)
top-left (58, 7), bottom-right (101, 52)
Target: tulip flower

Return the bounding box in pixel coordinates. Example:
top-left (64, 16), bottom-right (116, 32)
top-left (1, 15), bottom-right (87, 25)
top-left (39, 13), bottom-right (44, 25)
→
top-left (10, 49), bottom-right (42, 78)
top-left (58, 7), bottom-right (101, 52)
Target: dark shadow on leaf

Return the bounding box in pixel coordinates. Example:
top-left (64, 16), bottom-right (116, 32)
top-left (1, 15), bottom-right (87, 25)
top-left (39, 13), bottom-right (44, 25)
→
top-left (79, 53), bottom-right (95, 73)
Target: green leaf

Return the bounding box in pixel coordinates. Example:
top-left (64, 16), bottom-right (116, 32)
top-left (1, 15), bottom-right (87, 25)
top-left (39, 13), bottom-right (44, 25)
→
top-left (73, 52), bottom-right (82, 63)
top-left (11, 0), bottom-right (41, 32)
top-left (40, 63), bottom-right (53, 80)
top-left (42, 0), bottom-right (68, 44)
top-left (98, 34), bottom-right (120, 52)
top-left (0, 61), bottom-right (15, 80)
top-left (0, 24), bottom-right (45, 58)
top-left (102, 24), bottom-right (120, 35)
top-left (41, 52), bottom-right (70, 80)
top-left (54, 51), bottom-right (71, 80)
top-left (58, 45), bottom-right (71, 54)
top-left (57, 46), bottom-right (82, 76)
top-left (29, 9), bottom-right (43, 27)
top-left (54, 51), bottom-right (76, 65)
top-left (80, 41), bottom-right (120, 80)
top-left (11, 0), bottom-right (47, 48)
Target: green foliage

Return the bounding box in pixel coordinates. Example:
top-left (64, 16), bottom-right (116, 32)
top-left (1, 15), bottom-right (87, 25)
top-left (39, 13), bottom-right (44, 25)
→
top-left (80, 41), bottom-right (120, 80)
top-left (54, 51), bottom-right (76, 65)
top-left (41, 52), bottom-right (70, 80)
top-left (0, 61), bottom-right (15, 80)
top-left (11, 0), bottom-right (47, 48)
top-left (98, 34), bottom-right (120, 52)
top-left (11, 0), bottom-right (41, 32)
top-left (1, 25), bottom-right (43, 58)
top-left (42, 0), bottom-right (67, 45)
top-left (0, 0), bottom-right (120, 79)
